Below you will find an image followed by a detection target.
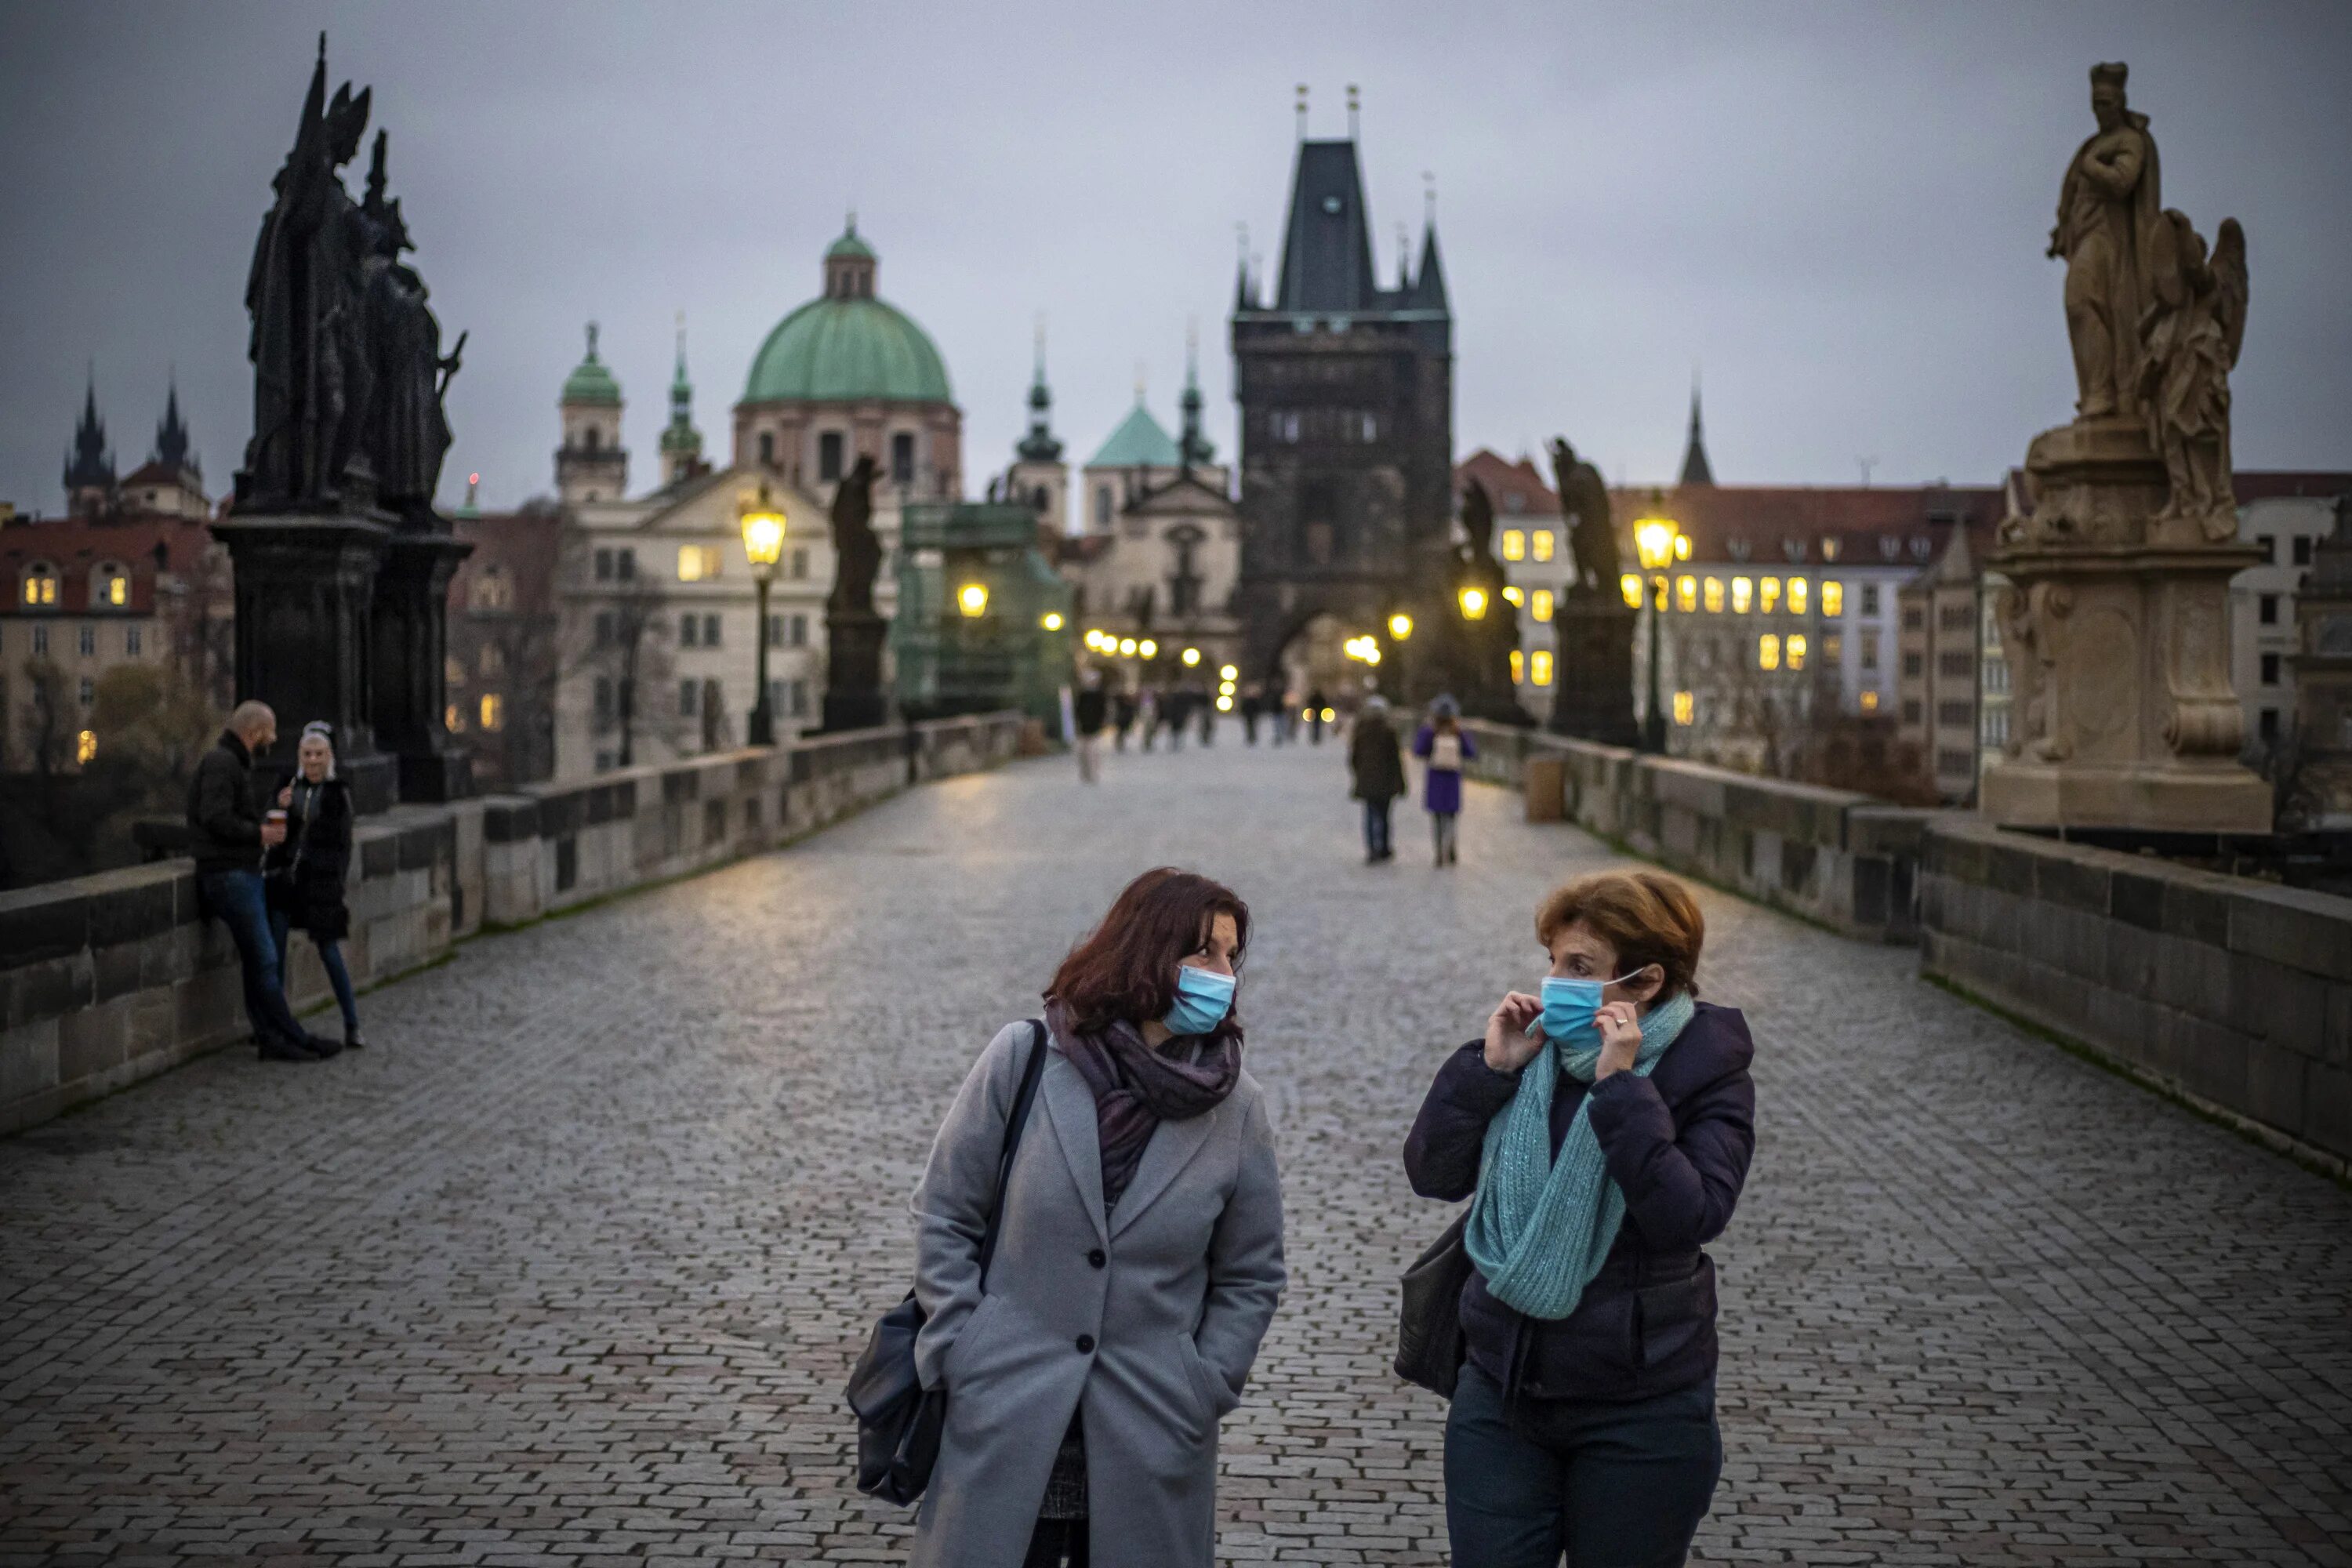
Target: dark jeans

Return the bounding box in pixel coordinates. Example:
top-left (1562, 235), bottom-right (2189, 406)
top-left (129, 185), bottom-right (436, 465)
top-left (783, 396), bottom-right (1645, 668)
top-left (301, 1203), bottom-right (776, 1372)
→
top-left (1445, 1359), bottom-right (1721, 1568)
top-left (1022, 1518), bottom-right (1087, 1566)
top-left (196, 870), bottom-right (312, 1047)
top-left (1363, 798), bottom-right (1394, 858)
top-left (268, 909), bottom-right (359, 1038)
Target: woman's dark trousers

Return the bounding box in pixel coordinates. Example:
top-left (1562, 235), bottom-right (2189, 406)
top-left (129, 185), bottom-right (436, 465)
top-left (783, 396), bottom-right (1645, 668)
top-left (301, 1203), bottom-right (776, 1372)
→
top-left (1363, 799), bottom-right (1394, 859)
top-left (269, 909), bottom-right (360, 1040)
top-left (1445, 1360), bottom-right (1721, 1568)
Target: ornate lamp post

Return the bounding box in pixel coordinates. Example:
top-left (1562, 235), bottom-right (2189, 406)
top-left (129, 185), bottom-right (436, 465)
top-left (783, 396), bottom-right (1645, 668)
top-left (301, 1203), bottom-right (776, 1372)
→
top-left (1633, 507), bottom-right (1682, 753)
top-left (741, 485), bottom-right (786, 745)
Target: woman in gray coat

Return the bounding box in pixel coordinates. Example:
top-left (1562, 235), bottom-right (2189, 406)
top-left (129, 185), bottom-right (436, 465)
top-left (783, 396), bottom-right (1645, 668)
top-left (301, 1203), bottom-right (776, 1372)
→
top-left (909, 867), bottom-right (1287, 1568)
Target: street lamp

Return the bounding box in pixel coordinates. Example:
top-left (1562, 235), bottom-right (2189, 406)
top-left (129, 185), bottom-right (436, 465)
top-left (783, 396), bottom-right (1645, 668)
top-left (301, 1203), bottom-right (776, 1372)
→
top-left (740, 485), bottom-right (787, 746)
top-left (1457, 586), bottom-right (1489, 622)
top-left (1040, 612), bottom-right (1065, 631)
top-left (1388, 612), bottom-right (1414, 641)
top-left (957, 582), bottom-right (989, 618)
top-left (1632, 502), bottom-right (1682, 753)
top-left (1181, 646), bottom-right (1202, 666)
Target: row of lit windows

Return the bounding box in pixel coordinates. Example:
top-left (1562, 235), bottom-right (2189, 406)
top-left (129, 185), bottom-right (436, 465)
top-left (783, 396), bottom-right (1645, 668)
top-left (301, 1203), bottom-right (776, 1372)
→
top-left (1620, 574), bottom-right (1867, 619)
top-left (1499, 529), bottom-right (1557, 564)
top-left (1500, 586), bottom-right (1555, 622)
top-left (19, 563), bottom-right (132, 608)
top-left (1667, 685), bottom-right (1882, 728)
top-left (1507, 649), bottom-right (1556, 687)
top-left (675, 543), bottom-right (812, 583)
top-left (445, 694), bottom-right (505, 734)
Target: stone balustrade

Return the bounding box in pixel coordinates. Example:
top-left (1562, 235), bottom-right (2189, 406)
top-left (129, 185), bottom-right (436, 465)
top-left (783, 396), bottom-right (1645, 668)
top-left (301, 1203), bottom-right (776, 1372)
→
top-left (0, 713), bottom-right (1025, 1135)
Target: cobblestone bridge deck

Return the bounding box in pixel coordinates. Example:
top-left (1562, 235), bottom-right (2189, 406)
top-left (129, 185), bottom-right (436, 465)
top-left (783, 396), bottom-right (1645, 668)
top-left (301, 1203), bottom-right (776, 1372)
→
top-left (3, 739), bottom-right (2347, 1566)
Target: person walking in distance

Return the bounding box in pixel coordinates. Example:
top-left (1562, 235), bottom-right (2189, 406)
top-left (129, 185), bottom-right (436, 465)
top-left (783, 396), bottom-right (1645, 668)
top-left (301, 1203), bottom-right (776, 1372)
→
top-left (1348, 695), bottom-right (1406, 864)
top-left (1073, 670), bottom-right (1109, 785)
top-left (1112, 688), bottom-right (1138, 753)
top-left (1406, 870), bottom-right (1755, 1567)
top-left (1413, 695), bottom-right (1477, 866)
top-left (185, 701), bottom-right (342, 1062)
top-left (1305, 687), bottom-right (1330, 746)
top-left (907, 868), bottom-right (1286, 1568)
top-left (1137, 688), bottom-right (1159, 753)
top-left (1239, 684), bottom-right (1264, 746)
top-left (265, 722), bottom-right (365, 1051)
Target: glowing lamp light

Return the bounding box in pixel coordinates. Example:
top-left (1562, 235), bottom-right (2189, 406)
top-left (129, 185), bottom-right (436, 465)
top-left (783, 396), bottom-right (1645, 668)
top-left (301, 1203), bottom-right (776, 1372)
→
top-left (1620, 573), bottom-right (1644, 608)
top-left (1319, 707), bottom-right (1336, 723)
top-left (1215, 695), bottom-right (1234, 713)
top-left (1362, 647), bottom-right (1381, 666)
top-left (1458, 586), bottom-right (1489, 621)
top-left (1388, 612), bottom-right (1414, 641)
top-left (1635, 517), bottom-right (1682, 572)
top-left (1502, 585), bottom-right (1524, 608)
top-left (1181, 647), bottom-right (1202, 666)
top-left (741, 507), bottom-right (786, 571)
top-left (1219, 664), bottom-right (1239, 681)
top-left (1041, 612), bottom-right (1065, 631)
top-left (467, 472), bottom-right (480, 486)
top-left (1138, 638), bottom-right (1158, 659)
top-left (1118, 637), bottom-right (1138, 656)
top-left (75, 729), bottom-right (97, 765)
top-left (956, 582), bottom-right (989, 618)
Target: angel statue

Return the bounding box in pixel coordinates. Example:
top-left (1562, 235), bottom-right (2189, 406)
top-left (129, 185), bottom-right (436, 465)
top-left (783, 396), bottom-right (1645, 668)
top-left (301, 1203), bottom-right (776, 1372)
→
top-left (2137, 210), bottom-right (2247, 542)
top-left (1548, 437), bottom-right (1621, 593)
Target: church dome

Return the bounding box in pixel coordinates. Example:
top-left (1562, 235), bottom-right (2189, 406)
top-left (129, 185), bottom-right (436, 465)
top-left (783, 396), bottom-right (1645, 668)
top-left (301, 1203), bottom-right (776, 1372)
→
top-left (742, 223), bottom-right (953, 406)
top-left (561, 323), bottom-right (622, 406)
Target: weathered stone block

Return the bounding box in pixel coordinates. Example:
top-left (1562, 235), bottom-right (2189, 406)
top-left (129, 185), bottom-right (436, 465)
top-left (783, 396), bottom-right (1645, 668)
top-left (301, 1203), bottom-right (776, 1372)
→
top-left (2033, 848), bottom-right (2111, 914)
top-left (0, 1018), bottom-right (62, 1106)
top-left (58, 996), bottom-right (130, 1083)
top-left (2228, 887), bottom-right (2352, 982)
top-left (4, 953), bottom-right (90, 1029)
top-left (2160, 1008), bottom-right (2249, 1107)
top-left (0, 887), bottom-right (88, 967)
top-left (2103, 920), bottom-right (2158, 997)
top-left (91, 940), bottom-right (146, 1004)
top-left (174, 966), bottom-right (244, 1044)
top-left (2233, 956), bottom-right (2332, 1057)
top-left (2241, 1040), bottom-right (2310, 1138)
top-left (2307, 1063), bottom-right (2352, 1161)
top-left (2150, 932), bottom-right (2235, 1024)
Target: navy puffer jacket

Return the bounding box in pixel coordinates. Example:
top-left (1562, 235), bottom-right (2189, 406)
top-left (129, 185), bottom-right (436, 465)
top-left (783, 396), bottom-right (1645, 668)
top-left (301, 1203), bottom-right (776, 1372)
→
top-left (1404, 1000), bottom-right (1755, 1404)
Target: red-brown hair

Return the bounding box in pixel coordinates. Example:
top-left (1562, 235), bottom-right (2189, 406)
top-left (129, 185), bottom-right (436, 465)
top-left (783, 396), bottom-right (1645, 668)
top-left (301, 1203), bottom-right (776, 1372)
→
top-left (1047, 867), bottom-right (1250, 1038)
top-left (1534, 869), bottom-right (1705, 998)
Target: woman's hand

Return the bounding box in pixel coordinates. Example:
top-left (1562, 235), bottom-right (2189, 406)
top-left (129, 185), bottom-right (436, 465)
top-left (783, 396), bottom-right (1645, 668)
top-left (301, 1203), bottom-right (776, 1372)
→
top-left (1594, 999), bottom-right (1642, 1080)
top-left (1483, 992), bottom-right (1545, 1074)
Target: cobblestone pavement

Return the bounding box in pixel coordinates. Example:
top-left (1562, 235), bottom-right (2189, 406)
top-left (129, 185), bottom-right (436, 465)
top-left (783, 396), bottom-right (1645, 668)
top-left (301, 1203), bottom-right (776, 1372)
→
top-left (4, 735), bottom-right (2350, 1566)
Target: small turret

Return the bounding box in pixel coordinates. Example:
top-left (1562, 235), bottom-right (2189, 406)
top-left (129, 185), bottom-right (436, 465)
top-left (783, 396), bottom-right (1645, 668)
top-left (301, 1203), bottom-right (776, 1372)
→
top-left (1678, 380), bottom-right (1715, 488)
top-left (659, 314), bottom-right (705, 486)
top-left (557, 322), bottom-right (628, 505)
top-left (1178, 324), bottom-right (1214, 471)
top-left (1017, 319), bottom-right (1063, 463)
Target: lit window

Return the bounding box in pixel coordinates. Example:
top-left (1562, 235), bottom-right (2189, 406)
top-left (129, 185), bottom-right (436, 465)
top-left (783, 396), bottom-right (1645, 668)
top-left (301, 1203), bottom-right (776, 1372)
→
top-left (1760, 576), bottom-right (1781, 614)
top-left (1674, 534), bottom-right (1691, 561)
top-left (1788, 577), bottom-right (1808, 615)
top-left (22, 564), bottom-right (58, 606)
top-left (1510, 649), bottom-right (1526, 684)
top-left (1822, 537), bottom-right (1842, 561)
top-left (1672, 690), bottom-right (1695, 725)
top-left (480, 694), bottom-right (504, 731)
top-left (1860, 689), bottom-right (1880, 713)
top-left (1704, 577), bottom-right (1724, 613)
top-left (1676, 575), bottom-right (1697, 613)
top-left (1821, 579), bottom-right (1843, 617)
top-left (445, 654), bottom-right (466, 685)
top-left (1652, 575), bottom-right (1668, 609)
top-left (1531, 530), bottom-right (1555, 562)
top-left (106, 572), bottom-right (128, 606)
top-left (1503, 585), bottom-right (1525, 607)
top-left (445, 702), bottom-right (467, 734)
top-left (1502, 530), bottom-right (1526, 561)
top-left (1531, 590), bottom-right (1554, 622)
top-left (1731, 577), bottom-right (1753, 613)
top-left (76, 729), bottom-right (97, 764)
top-left (1788, 633), bottom-right (1808, 670)
top-left (1758, 633), bottom-right (1780, 670)
top-left (677, 545), bottom-right (717, 582)
top-left (1621, 573), bottom-right (1643, 608)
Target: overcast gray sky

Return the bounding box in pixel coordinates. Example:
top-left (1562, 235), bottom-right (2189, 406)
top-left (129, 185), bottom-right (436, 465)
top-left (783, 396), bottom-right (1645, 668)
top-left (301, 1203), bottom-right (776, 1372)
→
top-left (4, 2), bottom-right (2347, 517)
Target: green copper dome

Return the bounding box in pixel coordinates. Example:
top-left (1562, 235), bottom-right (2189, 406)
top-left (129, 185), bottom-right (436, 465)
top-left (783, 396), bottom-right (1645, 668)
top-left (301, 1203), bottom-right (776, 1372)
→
top-left (561, 322), bottom-right (622, 406)
top-left (742, 225), bottom-right (953, 406)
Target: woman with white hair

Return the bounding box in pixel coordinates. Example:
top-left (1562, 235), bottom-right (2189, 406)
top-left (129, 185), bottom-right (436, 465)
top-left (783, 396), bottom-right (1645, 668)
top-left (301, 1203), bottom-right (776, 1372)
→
top-left (264, 721), bottom-right (365, 1050)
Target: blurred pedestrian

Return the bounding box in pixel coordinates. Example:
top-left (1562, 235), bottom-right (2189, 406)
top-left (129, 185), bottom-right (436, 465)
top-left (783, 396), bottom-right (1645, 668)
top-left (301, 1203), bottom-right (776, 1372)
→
top-left (1348, 696), bottom-right (1406, 864)
top-left (1073, 670), bottom-right (1109, 785)
top-left (1306, 687), bottom-right (1330, 746)
top-left (265, 721), bottom-right (363, 1050)
top-left (1138, 688), bottom-right (1160, 753)
top-left (1240, 684), bottom-right (1265, 745)
top-left (1163, 685), bottom-right (1190, 753)
top-left (1412, 695), bottom-right (1477, 867)
top-left (185, 701), bottom-right (341, 1062)
top-left (1196, 682), bottom-right (1216, 747)
top-left (1112, 688), bottom-right (1138, 753)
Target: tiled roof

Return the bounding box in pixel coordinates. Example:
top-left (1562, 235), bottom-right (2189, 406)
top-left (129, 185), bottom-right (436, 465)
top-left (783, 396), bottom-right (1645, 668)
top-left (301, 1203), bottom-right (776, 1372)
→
top-left (1609, 481), bottom-right (2005, 572)
top-left (2234, 471), bottom-right (2352, 503)
top-left (0, 513), bottom-right (218, 615)
top-left (1456, 450), bottom-right (1559, 521)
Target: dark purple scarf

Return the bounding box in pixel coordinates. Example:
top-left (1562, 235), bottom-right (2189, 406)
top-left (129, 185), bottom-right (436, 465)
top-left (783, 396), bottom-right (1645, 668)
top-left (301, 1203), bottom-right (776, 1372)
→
top-left (1044, 997), bottom-right (1241, 1211)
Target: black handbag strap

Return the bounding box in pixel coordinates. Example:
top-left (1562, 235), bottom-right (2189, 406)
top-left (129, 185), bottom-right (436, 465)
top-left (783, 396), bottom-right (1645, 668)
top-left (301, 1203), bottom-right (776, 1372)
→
top-left (975, 1019), bottom-right (1049, 1289)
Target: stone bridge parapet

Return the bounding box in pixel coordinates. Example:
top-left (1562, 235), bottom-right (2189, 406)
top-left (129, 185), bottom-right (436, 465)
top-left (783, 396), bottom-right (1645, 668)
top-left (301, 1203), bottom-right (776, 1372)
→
top-left (0, 713), bottom-right (1025, 1136)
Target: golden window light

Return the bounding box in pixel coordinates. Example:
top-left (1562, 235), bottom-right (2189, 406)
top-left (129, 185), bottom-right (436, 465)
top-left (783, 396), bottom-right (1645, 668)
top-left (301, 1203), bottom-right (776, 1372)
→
top-left (1671, 690), bottom-right (1695, 725)
top-left (76, 729), bottom-right (97, 764)
top-left (1652, 575), bottom-right (1669, 610)
top-left (677, 545), bottom-right (706, 582)
top-left (1788, 577), bottom-right (1808, 615)
top-left (480, 693), bottom-right (505, 731)
top-left (1675, 533), bottom-right (1692, 561)
top-left (1821, 579), bottom-right (1844, 618)
top-left (1531, 590), bottom-right (1554, 622)
top-left (107, 575), bottom-right (128, 606)
top-left (1502, 585), bottom-right (1524, 607)
top-left (1509, 649), bottom-right (1525, 684)
top-left (1860, 688), bottom-right (1880, 712)
top-left (1621, 573), bottom-right (1644, 608)
top-left (1758, 633), bottom-right (1780, 670)
top-left (1731, 576), bottom-right (1752, 613)
top-left (1760, 576), bottom-right (1780, 614)
top-left (1704, 577), bottom-right (1725, 613)
top-left (1530, 650), bottom-right (1554, 686)
top-left (1788, 633), bottom-right (1807, 670)
top-left (1501, 529), bottom-right (1526, 562)
top-left (1531, 530), bottom-right (1555, 562)
top-left (1676, 575), bottom-right (1697, 613)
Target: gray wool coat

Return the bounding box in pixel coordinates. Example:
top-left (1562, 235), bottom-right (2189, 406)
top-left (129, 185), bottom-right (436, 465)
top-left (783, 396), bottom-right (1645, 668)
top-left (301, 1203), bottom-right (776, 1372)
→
top-left (906, 1019), bottom-right (1286, 1568)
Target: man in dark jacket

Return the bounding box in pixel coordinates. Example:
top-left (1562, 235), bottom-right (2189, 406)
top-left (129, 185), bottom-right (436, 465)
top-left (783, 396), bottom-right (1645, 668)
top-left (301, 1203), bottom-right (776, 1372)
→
top-left (187, 702), bottom-right (340, 1062)
top-left (1071, 671), bottom-right (1108, 785)
top-left (1348, 697), bottom-right (1406, 862)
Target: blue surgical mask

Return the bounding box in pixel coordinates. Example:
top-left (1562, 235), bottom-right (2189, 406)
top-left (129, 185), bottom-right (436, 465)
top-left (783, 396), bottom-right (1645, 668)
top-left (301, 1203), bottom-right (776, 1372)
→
top-left (1162, 965), bottom-right (1236, 1036)
top-left (1539, 972), bottom-right (1641, 1041)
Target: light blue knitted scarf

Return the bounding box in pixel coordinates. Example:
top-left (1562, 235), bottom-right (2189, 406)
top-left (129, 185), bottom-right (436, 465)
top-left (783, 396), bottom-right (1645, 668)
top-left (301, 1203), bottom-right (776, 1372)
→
top-left (1464, 991), bottom-right (1697, 1321)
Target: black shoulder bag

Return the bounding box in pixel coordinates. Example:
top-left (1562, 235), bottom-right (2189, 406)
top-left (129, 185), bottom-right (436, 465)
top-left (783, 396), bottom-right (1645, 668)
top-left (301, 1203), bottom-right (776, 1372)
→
top-left (1394, 1209), bottom-right (1472, 1398)
top-left (848, 1019), bottom-right (1050, 1504)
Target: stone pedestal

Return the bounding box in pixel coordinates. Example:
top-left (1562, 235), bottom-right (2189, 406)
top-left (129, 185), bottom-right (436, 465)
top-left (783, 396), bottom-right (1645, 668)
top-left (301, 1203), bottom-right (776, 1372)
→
top-left (372, 532), bottom-right (475, 803)
top-left (1979, 418), bottom-right (2270, 833)
top-left (1548, 593), bottom-right (1640, 747)
top-left (209, 513), bottom-right (399, 815)
top-left (822, 611), bottom-right (890, 733)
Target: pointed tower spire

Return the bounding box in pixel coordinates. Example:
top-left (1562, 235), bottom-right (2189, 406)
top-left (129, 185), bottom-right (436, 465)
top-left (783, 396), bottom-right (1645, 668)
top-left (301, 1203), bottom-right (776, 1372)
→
top-left (1179, 321), bottom-right (1214, 472)
top-left (1678, 375), bottom-right (1715, 487)
top-left (1018, 314), bottom-right (1063, 463)
top-left (154, 372), bottom-right (196, 474)
top-left (659, 310), bottom-right (704, 485)
top-left (1234, 222), bottom-right (1254, 310)
top-left (64, 366), bottom-right (117, 510)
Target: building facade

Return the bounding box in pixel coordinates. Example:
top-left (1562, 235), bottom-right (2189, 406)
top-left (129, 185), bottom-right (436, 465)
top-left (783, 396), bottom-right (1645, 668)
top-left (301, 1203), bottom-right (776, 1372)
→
top-left (1230, 129), bottom-right (1452, 682)
top-left (1457, 449), bottom-right (1568, 703)
top-left (2231, 477), bottom-right (2352, 748)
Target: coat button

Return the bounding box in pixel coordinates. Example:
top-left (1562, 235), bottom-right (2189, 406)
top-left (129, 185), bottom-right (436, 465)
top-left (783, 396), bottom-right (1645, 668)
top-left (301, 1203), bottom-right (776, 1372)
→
top-left (1076, 1334), bottom-right (1096, 1354)
top-left (1087, 1248), bottom-right (1106, 1269)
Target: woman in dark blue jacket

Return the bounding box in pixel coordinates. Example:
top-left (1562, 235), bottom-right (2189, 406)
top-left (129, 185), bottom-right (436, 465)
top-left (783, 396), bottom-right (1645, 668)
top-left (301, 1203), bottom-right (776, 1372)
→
top-left (1405, 868), bottom-right (1755, 1568)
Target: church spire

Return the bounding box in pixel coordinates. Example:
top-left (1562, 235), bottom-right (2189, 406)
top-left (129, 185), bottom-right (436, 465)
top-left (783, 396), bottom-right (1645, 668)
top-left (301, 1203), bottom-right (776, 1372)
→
top-left (1410, 173), bottom-right (1448, 311)
top-left (659, 312), bottom-right (705, 485)
top-left (1017, 316), bottom-right (1063, 463)
top-left (64, 367), bottom-right (118, 511)
top-left (1678, 376), bottom-right (1715, 487)
top-left (1178, 321), bottom-right (1214, 471)
top-left (154, 373), bottom-right (197, 475)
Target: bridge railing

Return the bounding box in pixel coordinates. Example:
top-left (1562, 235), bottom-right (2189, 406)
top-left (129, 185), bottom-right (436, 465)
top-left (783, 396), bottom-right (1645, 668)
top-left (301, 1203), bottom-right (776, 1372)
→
top-left (0, 713), bottom-right (1025, 1136)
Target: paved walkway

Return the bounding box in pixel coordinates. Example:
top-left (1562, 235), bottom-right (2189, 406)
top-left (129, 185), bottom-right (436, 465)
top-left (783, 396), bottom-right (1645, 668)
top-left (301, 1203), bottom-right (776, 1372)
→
top-left (3, 735), bottom-right (2348, 1566)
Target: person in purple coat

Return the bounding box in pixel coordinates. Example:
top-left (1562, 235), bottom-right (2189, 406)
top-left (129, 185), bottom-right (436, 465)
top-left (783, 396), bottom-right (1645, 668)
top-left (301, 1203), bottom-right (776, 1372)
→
top-left (1405, 869), bottom-right (1755, 1567)
top-left (1410, 695), bottom-right (1478, 866)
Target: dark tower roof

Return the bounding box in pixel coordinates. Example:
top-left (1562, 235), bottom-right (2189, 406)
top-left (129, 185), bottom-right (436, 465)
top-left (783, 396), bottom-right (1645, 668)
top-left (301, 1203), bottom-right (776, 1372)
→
top-left (1410, 220), bottom-right (1448, 311)
top-left (153, 377), bottom-right (198, 475)
top-left (64, 372), bottom-right (116, 493)
top-left (1273, 140), bottom-right (1381, 313)
top-left (1678, 385), bottom-right (1715, 487)
top-left (1178, 330), bottom-right (1214, 470)
top-left (1016, 325), bottom-right (1062, 463)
